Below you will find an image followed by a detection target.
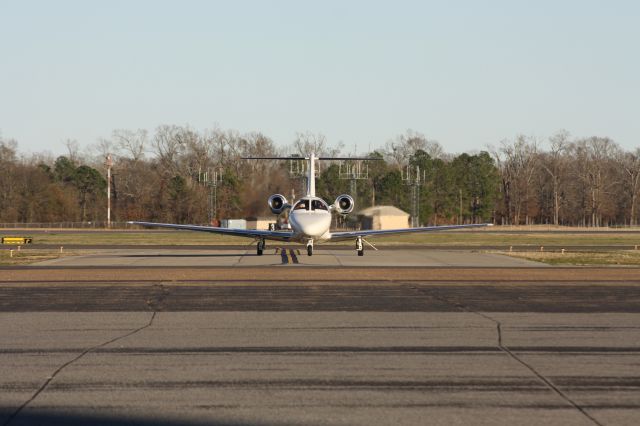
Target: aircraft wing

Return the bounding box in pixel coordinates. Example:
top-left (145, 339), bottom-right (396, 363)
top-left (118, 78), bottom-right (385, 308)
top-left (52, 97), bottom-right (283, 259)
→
top-left (128, 221), bottom-right (295, 242)
top-left (329, 223), bottom-right (493, 241)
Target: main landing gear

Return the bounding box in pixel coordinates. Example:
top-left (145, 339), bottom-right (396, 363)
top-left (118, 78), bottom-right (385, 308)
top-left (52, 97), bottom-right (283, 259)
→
top-left (257, 238), bottom-right (266, 256)
top-left (356, 236), bottom-right (364, 256)
top-left (306, 240), bottom-right (314, 256)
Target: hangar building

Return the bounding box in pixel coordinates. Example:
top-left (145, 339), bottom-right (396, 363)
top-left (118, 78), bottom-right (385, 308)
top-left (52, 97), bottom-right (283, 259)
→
top-left (357, 205), bottom-right (410, 230)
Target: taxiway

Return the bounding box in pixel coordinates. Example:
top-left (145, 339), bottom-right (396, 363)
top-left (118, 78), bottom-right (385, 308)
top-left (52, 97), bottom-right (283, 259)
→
top-left (31, 247), bottom-right (543, 267)
top-left (1, 249), bottom-right (639, 426)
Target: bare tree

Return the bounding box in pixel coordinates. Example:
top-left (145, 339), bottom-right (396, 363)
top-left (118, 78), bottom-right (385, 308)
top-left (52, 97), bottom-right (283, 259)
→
top-left (619, 148), bottom-right (640, 225)
top-left (172, 127), bottom-right (205, 178)
top-left (491, 136), bottom-right (538, 224)
top-left (237, 132), bottom-right (277, 180)
top-left (204, 127), bottom-right (238, 168)
top-left (292, 132), bottom-right (342, 157)
top-left (152, 125), bottom-right (186, 176)
top-left (93, 137), bottom-right (117, 160)
top-left (0, 139), bottom-right (19, 221)
top-left (63, 139), bottom-right (80, 164)
top-left (112, 129), bottom-right (147, 162)
top-left (540, 130), bottom-right (570, 225)
top-left (570, 137), bottom-right (621, 226)
top-left (385, 130), bottom-right (444, 167)
top-left (3, 124), bottom-right (640, 227)
top-left (236, 132), bottom-right (290, 216)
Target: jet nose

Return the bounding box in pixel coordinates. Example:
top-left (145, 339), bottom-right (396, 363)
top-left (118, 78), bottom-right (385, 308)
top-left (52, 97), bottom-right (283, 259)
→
top-left (296, 214), bottom-right (331, 237)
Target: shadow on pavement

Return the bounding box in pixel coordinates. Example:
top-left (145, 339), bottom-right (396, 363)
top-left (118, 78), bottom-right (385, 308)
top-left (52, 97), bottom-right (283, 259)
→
top-left (122, 254), bottom-right (245, 258)
top-left (1, 411), bottom-right (280, 426)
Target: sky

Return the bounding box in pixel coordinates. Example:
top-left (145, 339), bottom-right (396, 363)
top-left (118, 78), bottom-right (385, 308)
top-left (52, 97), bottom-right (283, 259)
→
top-left (1, 0), bottom-right (639, 156)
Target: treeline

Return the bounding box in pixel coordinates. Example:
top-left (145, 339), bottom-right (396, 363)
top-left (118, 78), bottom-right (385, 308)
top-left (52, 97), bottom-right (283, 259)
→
top-left (0, 127), bottom-right (638, 226)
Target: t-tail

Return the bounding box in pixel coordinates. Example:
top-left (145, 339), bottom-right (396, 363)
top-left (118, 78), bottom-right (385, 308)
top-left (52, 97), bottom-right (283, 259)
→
top-left (307, 152), bottom-right (316, 197)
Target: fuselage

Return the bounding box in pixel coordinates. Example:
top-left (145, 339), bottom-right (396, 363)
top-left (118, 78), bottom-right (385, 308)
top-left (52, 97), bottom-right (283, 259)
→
top-left (288, 196), bottom-right (332, 242)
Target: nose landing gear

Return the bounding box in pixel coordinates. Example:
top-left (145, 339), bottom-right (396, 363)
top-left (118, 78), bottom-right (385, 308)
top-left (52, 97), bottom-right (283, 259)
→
top-left (356, 236), bottom-right (364, 256)
top-left (306, 240), bottom-right (314, 256)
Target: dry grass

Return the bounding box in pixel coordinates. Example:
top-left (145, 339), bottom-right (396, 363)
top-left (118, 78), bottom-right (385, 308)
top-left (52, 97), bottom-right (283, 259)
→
top-left (2, 232), bottom-right (246, 246)
top-left (482, 225), bottom-right (640, 232)
top-left (2, 230), bottom-right (639, 247)
top-left (369, 232), bottom-right (640, 246)
top-left (497, 250), bottom-right (640, 266)
top-left (0, 249), bottom-right (78, 265)
top-left (3, 223), bottom-right (640, 249)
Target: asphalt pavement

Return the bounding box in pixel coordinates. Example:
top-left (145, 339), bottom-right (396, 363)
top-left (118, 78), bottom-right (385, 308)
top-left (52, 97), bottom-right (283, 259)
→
top-left (30, 248), bottom-right (544, 267)
top-left (0, 256), bottom-right (639, 425)
top-left (2, 310), bottom-right (639, 426)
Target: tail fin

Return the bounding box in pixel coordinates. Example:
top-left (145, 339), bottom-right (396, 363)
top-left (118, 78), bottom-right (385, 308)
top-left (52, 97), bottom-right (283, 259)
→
top-left (307, 153), bottom-right (316, 197)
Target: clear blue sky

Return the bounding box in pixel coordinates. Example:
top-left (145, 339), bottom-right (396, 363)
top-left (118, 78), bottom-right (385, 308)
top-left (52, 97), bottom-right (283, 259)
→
top-left (1, 0), bottom-right (639, 156)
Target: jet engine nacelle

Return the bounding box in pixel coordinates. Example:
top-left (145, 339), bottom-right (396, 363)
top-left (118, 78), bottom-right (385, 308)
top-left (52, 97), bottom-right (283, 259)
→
top-left (268, 194), bottom-right (288, 214)
top-left (334, 194), bottom-right (354, 214)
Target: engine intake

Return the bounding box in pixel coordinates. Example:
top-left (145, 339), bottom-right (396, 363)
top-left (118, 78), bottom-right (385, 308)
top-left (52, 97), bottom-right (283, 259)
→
top-left (268, 194), bottom-right (288, 214)
top-left (334, 194), bottom-right (354, 214)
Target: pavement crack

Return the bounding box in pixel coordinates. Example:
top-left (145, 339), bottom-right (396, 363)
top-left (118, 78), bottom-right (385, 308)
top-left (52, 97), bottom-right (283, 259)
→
top-left (488, 318), bottom-right (604, 426)
top-left (2, 311), bottom-right (157, 426)
top-left (406, 284), bottom-right (605, 426)
top-left (331, 249), bottom-right (345, 266)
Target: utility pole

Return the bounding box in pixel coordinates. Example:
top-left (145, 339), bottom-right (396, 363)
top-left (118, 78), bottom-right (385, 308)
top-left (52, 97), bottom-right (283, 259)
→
top-left (105, 154), bottom-right (113, 228)
top-left (403, 163), bottom-right (426, 227)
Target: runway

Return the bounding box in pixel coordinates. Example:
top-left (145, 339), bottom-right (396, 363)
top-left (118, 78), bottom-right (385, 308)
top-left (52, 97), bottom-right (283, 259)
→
top-left (31, 247), bottom-right (544, 267)
top-left (1, 251), bottom-right (639, 425)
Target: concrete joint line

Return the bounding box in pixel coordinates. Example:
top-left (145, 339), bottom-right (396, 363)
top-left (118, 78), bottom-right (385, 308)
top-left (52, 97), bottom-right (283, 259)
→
top-left (405, 284), bottom-right (605, 426)
top-left (2, 311), bottom-right (157, 426)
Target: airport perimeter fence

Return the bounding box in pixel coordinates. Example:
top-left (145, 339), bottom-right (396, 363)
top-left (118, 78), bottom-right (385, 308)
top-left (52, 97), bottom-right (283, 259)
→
top-left (0, 221), bottom-right (138, 230)
top-left (1, 222), bottom-right (640, 232)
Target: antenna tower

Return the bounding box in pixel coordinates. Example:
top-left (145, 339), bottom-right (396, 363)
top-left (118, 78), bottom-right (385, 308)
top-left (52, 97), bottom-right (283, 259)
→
top-left (402, 164), bottom-right (426, 227)
top-left (339, 159), bottom-right (369, 203)
top-left (198, 167), bottom-right (224, 224)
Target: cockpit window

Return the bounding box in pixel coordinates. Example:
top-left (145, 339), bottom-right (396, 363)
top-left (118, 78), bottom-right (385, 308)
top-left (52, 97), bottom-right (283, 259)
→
top-left (294, 200), bottom-right (309, 210)
top-left (311, 200), bottom-right (328, 211)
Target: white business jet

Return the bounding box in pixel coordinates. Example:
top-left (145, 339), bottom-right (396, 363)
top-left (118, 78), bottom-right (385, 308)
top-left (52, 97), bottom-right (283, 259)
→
top-left (129, 153), bottom-right (492, 256)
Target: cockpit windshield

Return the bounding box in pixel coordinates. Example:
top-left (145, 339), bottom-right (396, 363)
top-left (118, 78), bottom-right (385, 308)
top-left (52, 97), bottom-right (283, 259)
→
top-left (311, 200), bottom-right (328, 211)
top-left (294, 200), bottom-right (309, 210)
top-left (293, 199), bottom-right (328, 211)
